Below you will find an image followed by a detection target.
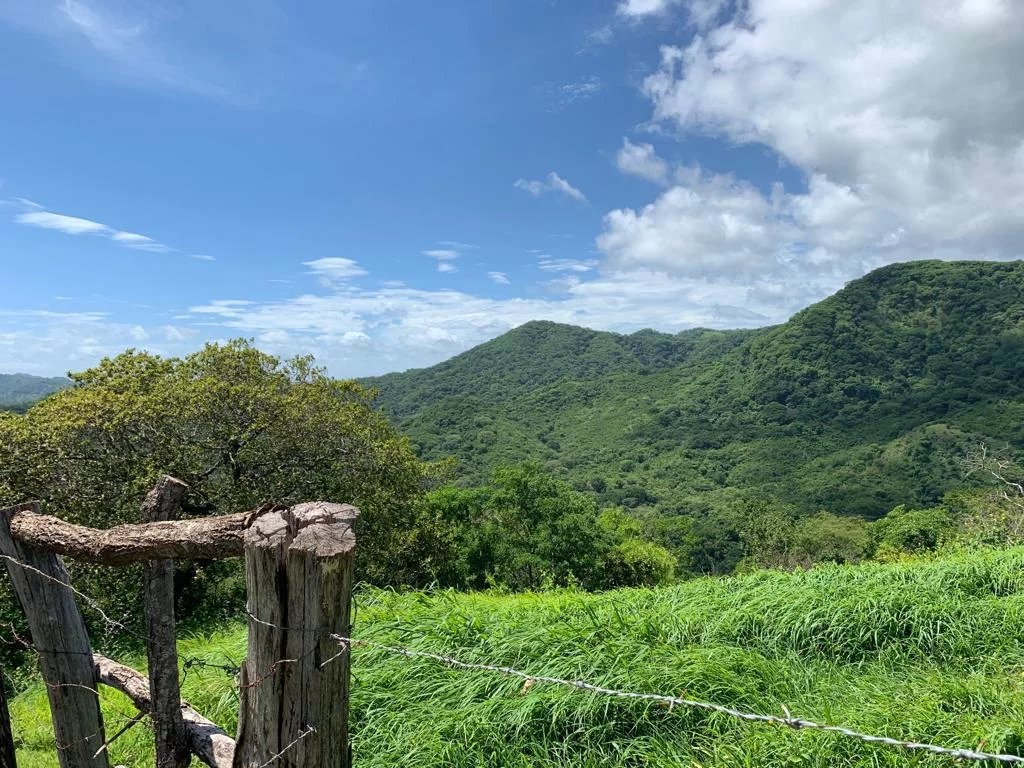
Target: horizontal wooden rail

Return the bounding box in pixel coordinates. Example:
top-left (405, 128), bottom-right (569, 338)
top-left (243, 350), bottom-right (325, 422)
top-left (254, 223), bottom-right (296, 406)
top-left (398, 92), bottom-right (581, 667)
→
top-left (7, 504), bottom-right (279, 565)
top-left (94, 654), bottom-right (235, 768)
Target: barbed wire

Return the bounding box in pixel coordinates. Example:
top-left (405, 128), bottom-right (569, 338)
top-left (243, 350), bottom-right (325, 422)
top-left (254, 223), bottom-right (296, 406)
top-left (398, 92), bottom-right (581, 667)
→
top-left (6, 546), bottom-right (1024, 764)
top-left (328, 633), bottom-right (1024, 765)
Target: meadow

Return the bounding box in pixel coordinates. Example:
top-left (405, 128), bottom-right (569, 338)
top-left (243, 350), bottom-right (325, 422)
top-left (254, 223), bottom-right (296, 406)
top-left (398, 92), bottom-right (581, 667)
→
top-left (11, 545), bottom-right (1024, 766)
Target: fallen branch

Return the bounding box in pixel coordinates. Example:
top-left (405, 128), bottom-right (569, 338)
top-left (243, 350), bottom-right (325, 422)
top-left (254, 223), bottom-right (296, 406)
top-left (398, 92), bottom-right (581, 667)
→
top-left (93, 654), bottom-right (235, 768)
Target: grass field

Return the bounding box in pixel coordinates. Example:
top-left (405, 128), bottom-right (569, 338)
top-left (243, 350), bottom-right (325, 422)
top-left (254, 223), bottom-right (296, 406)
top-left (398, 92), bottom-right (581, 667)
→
top-left (10, 546), bottom-right (1024, 766)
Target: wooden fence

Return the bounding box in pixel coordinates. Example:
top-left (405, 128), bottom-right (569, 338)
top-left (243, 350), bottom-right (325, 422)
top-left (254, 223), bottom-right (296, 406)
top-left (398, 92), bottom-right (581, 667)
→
top-left (0, 476), bottom-right (357, 768)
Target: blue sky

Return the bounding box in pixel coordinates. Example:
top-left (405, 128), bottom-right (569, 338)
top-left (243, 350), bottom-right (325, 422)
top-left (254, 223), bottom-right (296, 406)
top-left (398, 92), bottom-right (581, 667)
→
top-left (1, 0), bottom-right (1022, 376)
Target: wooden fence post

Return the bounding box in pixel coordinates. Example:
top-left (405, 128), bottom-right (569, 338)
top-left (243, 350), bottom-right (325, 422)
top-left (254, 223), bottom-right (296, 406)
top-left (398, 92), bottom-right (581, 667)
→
top-left (0, 665), bottom-right (15, 768)
top-left (234, 502), bottom-right (358, 768)
top-left (142, 477), bottom-right (191, 768)
top-left (0, 503), bottom-right (109, 768)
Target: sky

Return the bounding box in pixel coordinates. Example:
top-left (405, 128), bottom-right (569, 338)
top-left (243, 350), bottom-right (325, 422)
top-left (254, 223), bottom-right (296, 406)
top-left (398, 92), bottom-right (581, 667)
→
top-left (0, 0), bottom-right (1022, 377)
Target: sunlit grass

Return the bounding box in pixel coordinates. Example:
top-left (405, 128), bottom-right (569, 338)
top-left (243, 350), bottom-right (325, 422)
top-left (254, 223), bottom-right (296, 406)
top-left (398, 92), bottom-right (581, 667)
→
top-left (12, 547), bottom-right (1024, 766)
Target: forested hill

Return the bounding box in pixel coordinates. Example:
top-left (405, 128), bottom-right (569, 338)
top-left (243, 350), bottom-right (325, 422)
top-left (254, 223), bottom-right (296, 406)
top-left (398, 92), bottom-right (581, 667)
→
top-left (0, 373), bottom-right (70, 411)
top-left (363, 322), bottom-right (759, 420)
top-left (364, 260), bottom-right (1024, 519)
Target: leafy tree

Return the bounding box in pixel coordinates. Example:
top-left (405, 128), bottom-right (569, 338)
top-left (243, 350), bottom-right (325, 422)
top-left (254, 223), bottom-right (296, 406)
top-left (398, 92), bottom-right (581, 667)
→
top-left (792, 512), bottom-right (870, 566)
top-left (870, 504), bottom-right (954, 559)
top-left (603, 539), bottom-right (676, 587)
top-left (0, 341), bottom-right (442, 638)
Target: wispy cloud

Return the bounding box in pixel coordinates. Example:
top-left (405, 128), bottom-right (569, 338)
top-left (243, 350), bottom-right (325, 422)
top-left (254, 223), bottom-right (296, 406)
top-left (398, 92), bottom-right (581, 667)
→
top-left (488, 271), bottom-right (510, 285)
top-left (559, 76), bottom-right (602, 105)
top-left (13, 204), bottom-right (176, 253)
top-left (578, 24), bottom-right (613, 53)
top-left (538, 257), bottom-right (598, 273)
top-left (423, 245), bottom-right (465, 274)
top-left (304, 257), bottom-right (368, 284)
top-left (514, 172), bottom-right (587, 203)
top-left (16, 211), bottom-right (108, 235)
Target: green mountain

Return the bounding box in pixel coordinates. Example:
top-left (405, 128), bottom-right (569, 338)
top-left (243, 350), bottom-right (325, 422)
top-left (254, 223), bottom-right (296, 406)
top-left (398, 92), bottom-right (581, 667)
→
top-left (0, 373), bottom-right (70, 411)
top-left (365, 260), bottom-right (1024, 519)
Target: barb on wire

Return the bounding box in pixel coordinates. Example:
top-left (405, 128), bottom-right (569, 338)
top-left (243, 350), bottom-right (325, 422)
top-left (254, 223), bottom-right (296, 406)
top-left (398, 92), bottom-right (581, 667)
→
top-left (328, 633), bottom-right (1024, 765)
top-left (0, 554), bottom-right (129, 634)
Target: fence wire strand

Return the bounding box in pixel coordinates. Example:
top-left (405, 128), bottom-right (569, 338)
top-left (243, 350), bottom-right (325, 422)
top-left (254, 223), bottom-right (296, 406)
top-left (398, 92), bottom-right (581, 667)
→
top-left (5, 541), bottom-right (1024, 764)
top-left (328, 633), bottom-right (1024, 765)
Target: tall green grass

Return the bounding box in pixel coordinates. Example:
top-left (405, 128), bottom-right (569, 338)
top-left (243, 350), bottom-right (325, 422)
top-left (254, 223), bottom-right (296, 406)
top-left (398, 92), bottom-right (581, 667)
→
top-left (11, 547), bottom-right (1024, 766)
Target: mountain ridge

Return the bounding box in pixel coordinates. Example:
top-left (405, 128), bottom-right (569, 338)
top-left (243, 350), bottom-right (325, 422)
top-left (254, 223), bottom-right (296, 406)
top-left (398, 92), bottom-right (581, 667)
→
top-left (363, 260), bottom-right (1024, 519)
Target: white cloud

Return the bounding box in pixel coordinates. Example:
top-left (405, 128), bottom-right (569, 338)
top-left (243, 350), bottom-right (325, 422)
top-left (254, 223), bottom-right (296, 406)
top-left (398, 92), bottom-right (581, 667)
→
top-left (560, 76), bottom-right (602, 105)
top-left (615, 138), bottom-right (669, 185)
top-left (16, 211), bottom-right (108, 235)
top-left (13, 202), bottom-right (188, 255)
top-left (190, 253), bottom-right (215, 261)
top-left (182, 264), bottom-right (785, 376)
top-left (538, 257), bottom-right (598, 273)
top-left (487, 271), bottom-right (510, 284)
top-left (304, 257), bottom-right (368, 282)
top-left (514, 172), bottom-right (587, 203)
top-left (617, 0), bottom-right (727, 26)
top-left (617, 0), bottom-right (671, 17)
top-left (598, 0), bottom-right (1024, 295)
top-left (423, 248), bottom-right (460, 273)
top-left (422, 249), bottom-right (458, 261)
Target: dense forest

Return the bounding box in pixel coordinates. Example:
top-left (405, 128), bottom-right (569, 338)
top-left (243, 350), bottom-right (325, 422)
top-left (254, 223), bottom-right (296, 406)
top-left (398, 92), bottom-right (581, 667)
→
top-left (365, 260), bottom-right (1024, 520)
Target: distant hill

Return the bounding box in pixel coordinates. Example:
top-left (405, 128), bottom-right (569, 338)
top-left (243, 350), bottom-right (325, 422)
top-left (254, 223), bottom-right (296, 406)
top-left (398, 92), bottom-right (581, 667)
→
top-left (0, 373), bottom-right (70, 411)
top-left (364, 260), bottom-right (1024, 519)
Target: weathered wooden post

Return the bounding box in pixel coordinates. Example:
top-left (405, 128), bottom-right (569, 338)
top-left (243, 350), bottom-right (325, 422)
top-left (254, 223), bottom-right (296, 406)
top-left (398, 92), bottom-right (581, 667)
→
top-left (142, 477), bottom-right (191, 768)
top-left (0, 666), bottom-right (15, 768)
top-left (0, 503), bottom-right (109, 768)
top-left (234, 502), bottom-right (358, 768)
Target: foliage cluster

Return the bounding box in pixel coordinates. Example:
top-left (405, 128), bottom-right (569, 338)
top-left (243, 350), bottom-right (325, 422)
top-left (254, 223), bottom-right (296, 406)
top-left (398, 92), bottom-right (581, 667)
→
top-left (364, 261), bottom-right (1024, 573)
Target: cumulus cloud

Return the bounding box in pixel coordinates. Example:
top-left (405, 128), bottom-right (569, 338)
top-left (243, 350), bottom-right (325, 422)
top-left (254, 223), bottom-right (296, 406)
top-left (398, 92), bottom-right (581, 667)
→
top-left (514, 172), bottom-right (587, 203)
top-left (600, 0), bottom-right (1024, 293)
top-left (183, 264), bottom-right (784, 376)
top-left (615, 138), bottom-right (669, 185)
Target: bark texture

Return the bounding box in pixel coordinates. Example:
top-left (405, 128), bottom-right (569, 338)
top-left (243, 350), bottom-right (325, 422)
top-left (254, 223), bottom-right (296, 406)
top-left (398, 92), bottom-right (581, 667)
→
top-left (142, 477), bottom-right (191, 768)
top-left (234, 502), bottom-right (358, 768)
top-left (94, 655), bottom-right (235, 768)
top-left (7, 506), bottom-right (276, 565)
top-left (0, 502), bottom-right (109, 768)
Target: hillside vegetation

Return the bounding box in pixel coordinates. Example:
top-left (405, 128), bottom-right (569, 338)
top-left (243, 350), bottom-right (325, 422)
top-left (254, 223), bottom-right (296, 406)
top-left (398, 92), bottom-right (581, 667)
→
top-left (365, 261), bottom-right (1024, 521)
top-left (12, 546), bottom-right (1024, 766)
top-left (0, 374), bottom-right (69, 411)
